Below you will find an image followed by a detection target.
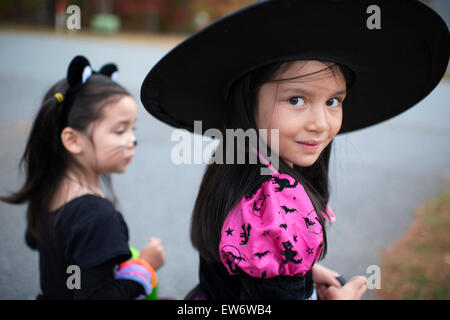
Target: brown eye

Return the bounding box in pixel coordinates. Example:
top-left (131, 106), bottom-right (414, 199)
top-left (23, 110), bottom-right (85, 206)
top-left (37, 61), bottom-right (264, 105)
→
top-left (326, 98), bottom-right (340, 107)
top-left (288, 96), bottom-right (305, 106)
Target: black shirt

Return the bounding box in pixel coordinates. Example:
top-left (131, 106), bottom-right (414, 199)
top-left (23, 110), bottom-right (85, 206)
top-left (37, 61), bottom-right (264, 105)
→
top-left (26, 194), bottom-right (145, 299)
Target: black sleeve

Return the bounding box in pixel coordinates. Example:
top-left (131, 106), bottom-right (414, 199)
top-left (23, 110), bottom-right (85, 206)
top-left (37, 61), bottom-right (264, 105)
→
top-left (239, 271), bottom-right (314, 300)
top-left (61, 198), bottom-right (132, 269)
top-left (73, 257), bottom-right (146, 300)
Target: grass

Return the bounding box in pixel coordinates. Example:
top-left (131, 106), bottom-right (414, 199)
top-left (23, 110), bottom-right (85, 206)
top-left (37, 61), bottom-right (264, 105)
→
top-left (377, 179), bottom-right (450, 300)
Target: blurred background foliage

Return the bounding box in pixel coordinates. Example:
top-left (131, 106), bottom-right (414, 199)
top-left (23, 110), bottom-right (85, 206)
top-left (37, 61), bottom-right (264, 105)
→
top-left (0, 0), bottom-right (257, 34)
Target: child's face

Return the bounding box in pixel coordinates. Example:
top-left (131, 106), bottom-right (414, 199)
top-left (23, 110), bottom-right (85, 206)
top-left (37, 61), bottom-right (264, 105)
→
top-left (256, 60), bottom-right (346, 168)
top-left (85, 95), bottom-right (138, 174)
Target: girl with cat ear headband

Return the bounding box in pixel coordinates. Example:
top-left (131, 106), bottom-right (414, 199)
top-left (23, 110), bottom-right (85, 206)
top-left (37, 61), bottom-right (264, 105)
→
top-left (1, 55), bottom-right (162, 299)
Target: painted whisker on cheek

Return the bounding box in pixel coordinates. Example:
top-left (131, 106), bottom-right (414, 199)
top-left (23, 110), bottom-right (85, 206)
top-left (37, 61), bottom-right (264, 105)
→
top-left (103, 145), bottom-right (127, 159)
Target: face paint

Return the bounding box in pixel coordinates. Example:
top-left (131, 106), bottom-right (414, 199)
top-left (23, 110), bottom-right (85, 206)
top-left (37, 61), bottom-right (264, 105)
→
top-left (85, 96), bottom-right (138, 173)
top-left (90, 144), bottom-right (130, 173)
top-left (105, 144), bottom-right (126, 158)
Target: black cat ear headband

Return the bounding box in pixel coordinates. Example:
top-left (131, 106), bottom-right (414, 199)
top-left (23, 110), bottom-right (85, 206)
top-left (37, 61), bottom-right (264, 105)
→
top-left (55, 55), bottom-right (119, 128)
top-left (54, 55), bottom-right (119, 104)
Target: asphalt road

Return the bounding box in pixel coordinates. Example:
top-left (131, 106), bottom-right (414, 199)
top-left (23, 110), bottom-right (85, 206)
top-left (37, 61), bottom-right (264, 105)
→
top-left (0, 30), bottom-right (449, 300)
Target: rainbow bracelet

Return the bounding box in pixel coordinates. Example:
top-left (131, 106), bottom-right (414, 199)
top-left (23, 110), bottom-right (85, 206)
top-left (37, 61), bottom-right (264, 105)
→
top-left (115, 259), bottom-right (158, 296)
top-left (120, 258), bottom-right (158, 288)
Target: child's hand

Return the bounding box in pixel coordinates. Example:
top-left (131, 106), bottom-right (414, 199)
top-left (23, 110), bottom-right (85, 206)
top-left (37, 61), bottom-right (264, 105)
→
top-left (317, 276), bottom-right (367, 300)
top-left (312, 264), bottom-right (342, 288)
top-left (139, 237), bottom-right (165, 271)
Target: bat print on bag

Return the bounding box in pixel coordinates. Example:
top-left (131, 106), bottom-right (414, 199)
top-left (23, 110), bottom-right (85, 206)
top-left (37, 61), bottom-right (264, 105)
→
top-left (271, 176), bottom-right (298, 192)
top-left (254, 250), bottom-right (270, 259)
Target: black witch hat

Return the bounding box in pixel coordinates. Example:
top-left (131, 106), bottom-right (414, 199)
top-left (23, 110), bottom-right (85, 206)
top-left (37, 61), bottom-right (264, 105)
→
top-left (141, 0), bottom-right (449, 135)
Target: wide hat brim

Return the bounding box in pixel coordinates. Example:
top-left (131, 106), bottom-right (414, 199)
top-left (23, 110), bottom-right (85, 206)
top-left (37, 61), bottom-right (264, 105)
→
top-left (141, 0), bottom-right (449, 135)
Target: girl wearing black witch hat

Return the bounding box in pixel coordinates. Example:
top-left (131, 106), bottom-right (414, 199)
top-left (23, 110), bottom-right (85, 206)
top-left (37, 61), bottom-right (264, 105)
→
top-left (141, 0), bottom-right (449, 300)
top-left (1, 56), bottom-right (165, 299)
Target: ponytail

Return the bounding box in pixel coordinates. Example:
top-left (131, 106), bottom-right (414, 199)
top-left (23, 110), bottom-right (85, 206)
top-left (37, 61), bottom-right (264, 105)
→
top-left (0, 79), bottom-right (71, 239)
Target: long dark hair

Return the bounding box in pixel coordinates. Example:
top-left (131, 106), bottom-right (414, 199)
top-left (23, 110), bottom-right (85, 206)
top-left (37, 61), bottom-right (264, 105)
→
top-left (191, 60), bottom-right (354, 263)
top-left (0, 74), bottom-right (131, 240)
